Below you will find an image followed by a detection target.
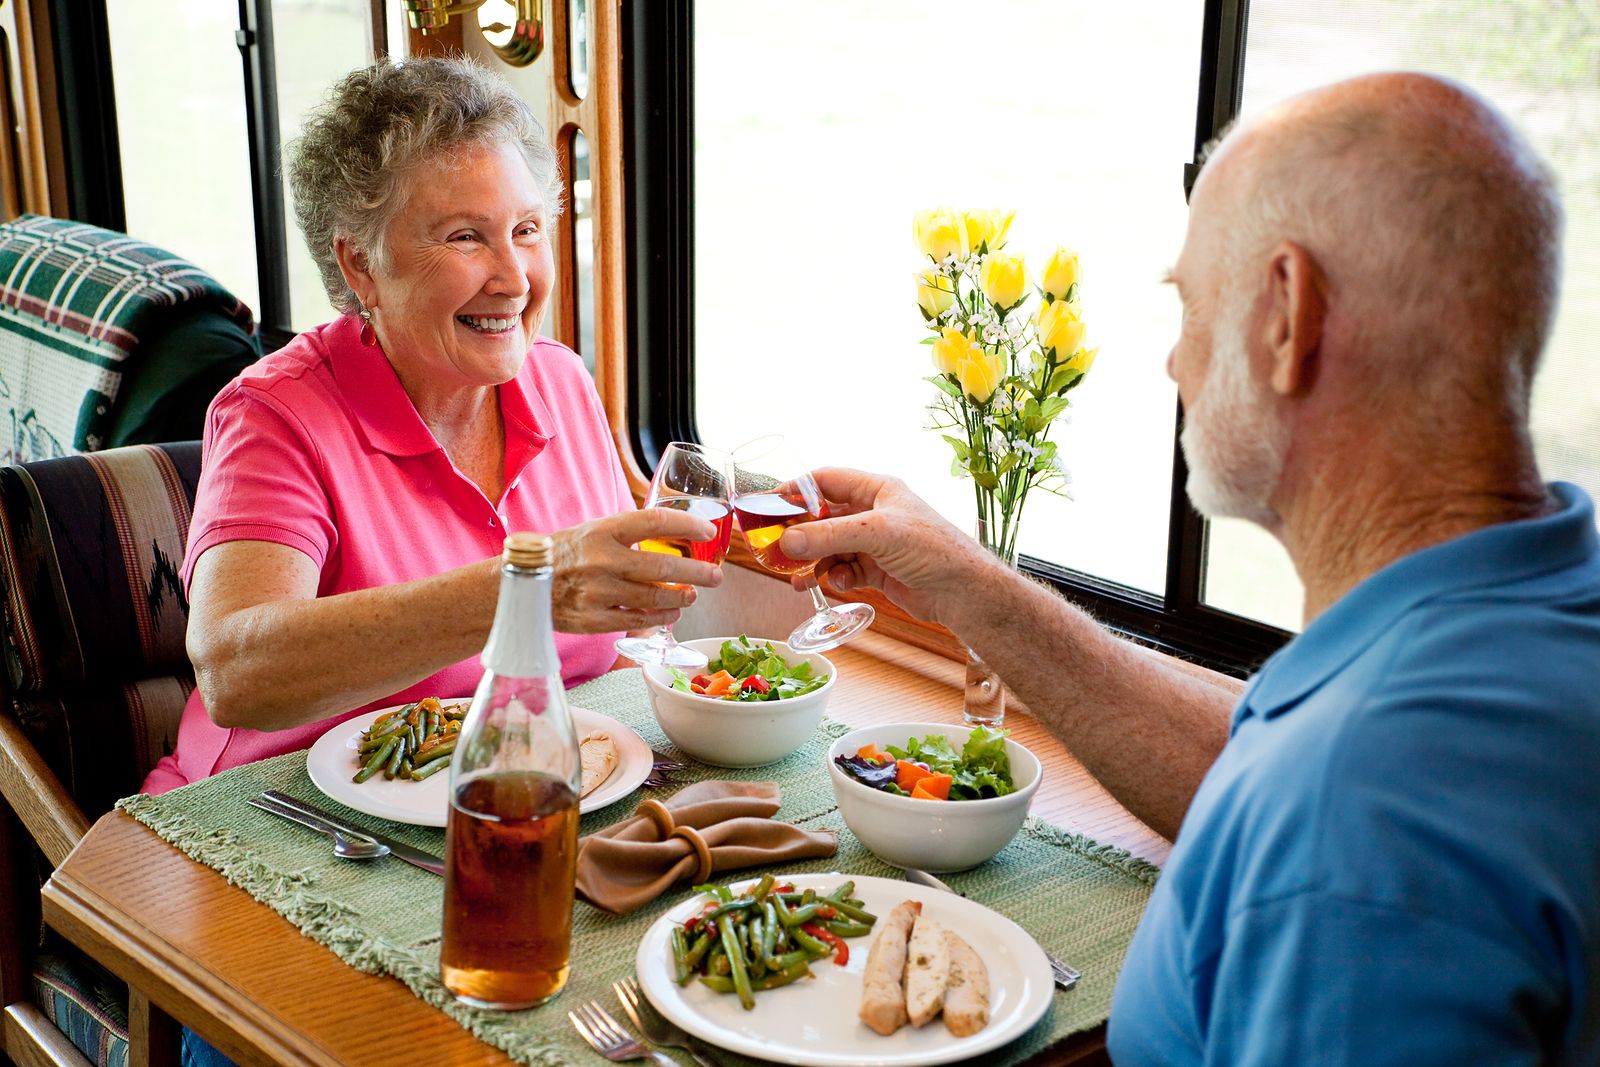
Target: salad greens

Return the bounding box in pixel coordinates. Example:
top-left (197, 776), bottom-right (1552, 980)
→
top-left (669, 635), bottom-right (829, 702)
top-left (835, 725), bottom-right (1016, 800)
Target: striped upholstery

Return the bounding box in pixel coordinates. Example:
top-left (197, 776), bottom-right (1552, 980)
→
top-left (0, 214), bottom-right (258, 461)
top-left (31, 949), bottom-right (129, 1067)
top-left (0, 442), bottom-right (200, 817)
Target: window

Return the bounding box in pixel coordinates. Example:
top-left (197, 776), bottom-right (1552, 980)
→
top-left (96, 2), bottom-right (385, 347)
top-left (1205, 0), bottom-right (1600, 632)
top-left (690, 0), bottom-right (1200, 597)
top-left (634, 1), bottom-right (1282, 672)
top-left (635, 1), bottom-right (1600, 672)
top-left (107, 3), bottom-right (261, 315)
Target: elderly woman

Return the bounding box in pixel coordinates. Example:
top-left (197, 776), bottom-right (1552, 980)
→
top-left (142, 58), bottom-right (717, 794)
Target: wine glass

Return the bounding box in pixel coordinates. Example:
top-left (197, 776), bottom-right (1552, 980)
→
top-left (613, 442), bottom-right (733, 669)
top-left (730, 436), bottom-right (875, 652)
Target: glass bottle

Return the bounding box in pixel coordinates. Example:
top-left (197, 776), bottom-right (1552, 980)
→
top-left (441, 533), bottom-right (581, 1010)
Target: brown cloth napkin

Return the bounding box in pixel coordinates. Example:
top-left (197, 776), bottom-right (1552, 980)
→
top-left (576, 780), bottom-right (836, 915)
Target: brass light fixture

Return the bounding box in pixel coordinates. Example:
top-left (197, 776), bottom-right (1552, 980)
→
top-left (399, 0), bottom-right (545, 67)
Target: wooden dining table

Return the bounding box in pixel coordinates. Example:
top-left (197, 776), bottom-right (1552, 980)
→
top-left (41, 632), bottom-right (1170, 1067)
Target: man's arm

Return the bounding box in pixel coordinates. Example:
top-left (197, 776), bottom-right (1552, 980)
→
top-left (782, 469), bottom-right (1238, 840)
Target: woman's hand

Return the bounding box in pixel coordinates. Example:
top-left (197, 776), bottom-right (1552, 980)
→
top-left (550, 508), bottom-right (724, 633)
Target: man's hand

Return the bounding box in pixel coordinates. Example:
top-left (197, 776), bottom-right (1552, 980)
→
top-left (550, 508), bottom-right (723, 633)
top-left (777, 468), bottom-right (997, 626)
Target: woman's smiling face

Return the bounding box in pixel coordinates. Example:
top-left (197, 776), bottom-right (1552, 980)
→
top-left (364, 139), bottom-right (556, 390)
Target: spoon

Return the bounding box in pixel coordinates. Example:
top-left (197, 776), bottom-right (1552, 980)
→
top-left (247, 796), bottom-right (391, 861)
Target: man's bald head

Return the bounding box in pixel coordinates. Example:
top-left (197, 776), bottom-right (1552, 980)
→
top-left (1204, 72), bottom-right (1563, 418)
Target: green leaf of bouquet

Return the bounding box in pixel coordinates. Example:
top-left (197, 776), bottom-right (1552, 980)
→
top-left (973, 471), bottom-right (1000, 490)
top-left (997, 452), bottom-right (1021, 474)
top-left (941, 435), bottom-right (971, 459)
top-left (919, 336), bottom-right (938, 345)
top-left (1040, 396), bottom-right (1071, 421)
top-left (927, 375), bottom-right (964, 400)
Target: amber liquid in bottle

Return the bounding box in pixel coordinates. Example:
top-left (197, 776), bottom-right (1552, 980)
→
top-left (440, 771), bottom-right (579, 1008)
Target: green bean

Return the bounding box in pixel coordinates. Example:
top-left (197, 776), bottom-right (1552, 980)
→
top-left (824, 920), bottom-right (873, 939)
top-left (699, 960), bottom-right (812, 993)
top-left (829, 898), bottom-right (878, 925)
top-left (746, 917), bottom-right (767, 978)
top-left (353, 735), bottom-right (399, 783)
top-left (409, 756), bottom-right (451, 781)
top-left (784, 902), bottom-right (823, 926)
top-left (761, 902), bottom-right (780, 966)
top-left (751, 873), bottom-right (775, 905)
top-left (703, 898), bottom-right (757, 924)
top-left (671, 927), bottom-right (692, 985)
top-left (683, 931), bottom-right (712, 970)
top-left (718, 915), bottom-right (755, 1010)
top-left (824, 881), bottom-right (856, 902)
top-left (383, 733), bottom-right (406, 779)
top-left (359, 718), bottom-right (408, 752)
top-left (414, 735), bottom-right (456, 763)
top-left (790, 926), bottom-right (833, 959)
top-left (709, 946), bottom-right (730, 976)
top-left (399, 756), bottom-right (414, 779)
top-left (771, 894), bottom-right (801, 928)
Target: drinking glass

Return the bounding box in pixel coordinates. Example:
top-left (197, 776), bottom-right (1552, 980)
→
top-left (731, 436), bottom-right (875, 652)
top-left (613, 442), bottom-right (733, 669)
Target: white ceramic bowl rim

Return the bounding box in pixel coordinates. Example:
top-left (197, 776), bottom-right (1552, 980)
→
top-left (828, 723), bottom-right (1040, 810)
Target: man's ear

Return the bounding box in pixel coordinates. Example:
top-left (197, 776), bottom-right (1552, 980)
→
top-left (1264, 240), bottom-right (1327, 396)
top-left (333, 235), bottom-right (377, 308)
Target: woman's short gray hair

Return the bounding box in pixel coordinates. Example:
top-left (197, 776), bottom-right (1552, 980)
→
top-left (287, 56), bottom-right (564, 315)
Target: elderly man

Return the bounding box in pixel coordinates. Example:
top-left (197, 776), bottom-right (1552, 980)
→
top-left (782, 72), bottom-right (1599, 1063)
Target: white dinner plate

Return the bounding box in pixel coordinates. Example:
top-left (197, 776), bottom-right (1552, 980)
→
top-left (305, 699), bottom-right (652, 826)
top-left (635, 872), bottom-right (1054, 1066)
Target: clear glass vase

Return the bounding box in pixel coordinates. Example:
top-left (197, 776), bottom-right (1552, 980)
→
top-left (965, 514), bottom-right (1014, 727)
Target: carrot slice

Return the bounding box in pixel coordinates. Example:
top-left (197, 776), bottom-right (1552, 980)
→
top-left (857, 743), bottom-right (889, 764)
top-left (911, 773), bottom-right (953, 800)
top-left (701, 670), bottom-right (738, 697)
top-left (895, 760), bottom-right (934, 792)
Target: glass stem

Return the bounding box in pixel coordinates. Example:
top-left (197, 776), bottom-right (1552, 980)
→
top-left (806, 578), bottom-right (831, 615)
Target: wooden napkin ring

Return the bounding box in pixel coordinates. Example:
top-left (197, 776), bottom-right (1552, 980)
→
top-left (671, 825), bottom-right (714, 883)
top-left (634, 798), bottom-right (714, 882)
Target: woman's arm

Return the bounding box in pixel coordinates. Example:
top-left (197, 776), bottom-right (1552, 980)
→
top-left (188, 507), bottom-right (722, 731)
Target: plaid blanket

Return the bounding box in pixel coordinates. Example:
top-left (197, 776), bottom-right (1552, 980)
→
top-left (0, 214), bottom-right (256, 461)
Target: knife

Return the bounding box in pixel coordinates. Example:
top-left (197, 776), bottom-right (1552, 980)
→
top-left (901, 867), bottom-right (1081, 989)
top-left (260, 790), bottom-right (445, 876)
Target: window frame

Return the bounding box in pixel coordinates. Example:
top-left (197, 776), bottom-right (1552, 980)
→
top-left (623, 0), bottom-right (1292, 677)
top-left (48, 0), bottom-right (385, 353)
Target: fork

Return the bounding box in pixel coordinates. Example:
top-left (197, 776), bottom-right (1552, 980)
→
top-left (614, 975), bottom-right (719, 1066)
top-left (568, 1001), bottom-right (676, 1065)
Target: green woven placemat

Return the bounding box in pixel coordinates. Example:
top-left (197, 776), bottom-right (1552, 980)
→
top-left (117, 670), bottom-right (1156, 1065)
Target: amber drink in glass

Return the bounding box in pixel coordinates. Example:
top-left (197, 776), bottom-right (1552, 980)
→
top-left (731, 436), bottom-right (874, 652)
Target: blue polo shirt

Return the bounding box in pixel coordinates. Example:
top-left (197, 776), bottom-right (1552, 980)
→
top-left (1108, 483), bottom-right (1600, 1066)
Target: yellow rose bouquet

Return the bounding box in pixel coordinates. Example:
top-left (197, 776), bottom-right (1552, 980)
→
top-left (913, 208), bottom-right (1098, 564)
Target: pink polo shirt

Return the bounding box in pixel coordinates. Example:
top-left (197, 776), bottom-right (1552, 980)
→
top-left (142, 314), bottom-right (633, 794)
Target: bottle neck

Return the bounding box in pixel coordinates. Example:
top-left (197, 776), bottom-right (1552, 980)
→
top-left (481, 562), bottom-right (559, 678)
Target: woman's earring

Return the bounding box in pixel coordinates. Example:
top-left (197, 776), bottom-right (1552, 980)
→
top-left (358, 305), bottom-right (379, 348)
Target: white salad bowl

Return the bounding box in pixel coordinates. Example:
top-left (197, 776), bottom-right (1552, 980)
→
top-left (828, 721), bottom-right (1042, 872)
top-left (641, 637), bottom-right (834, 767)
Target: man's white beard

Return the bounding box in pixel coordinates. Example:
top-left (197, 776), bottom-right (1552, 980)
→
top-left (1179, 299), bottom-right (1289, 528)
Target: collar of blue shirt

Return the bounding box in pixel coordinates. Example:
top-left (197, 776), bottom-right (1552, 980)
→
top-left (1233, 481), bottom-right (1598, 731)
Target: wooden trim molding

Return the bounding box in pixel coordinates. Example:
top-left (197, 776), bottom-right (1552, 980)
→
top-left (547, 0), bottom-right (649, 495)
top-left (0, 714), bottom-right (88, 868)
top-left (0, 0), bottom-right (64, 218)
